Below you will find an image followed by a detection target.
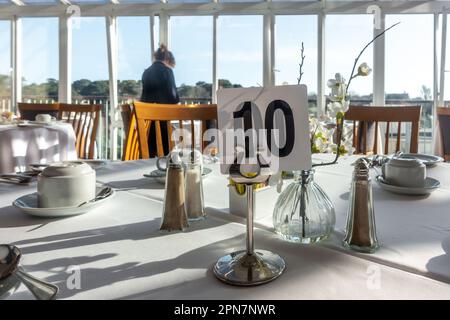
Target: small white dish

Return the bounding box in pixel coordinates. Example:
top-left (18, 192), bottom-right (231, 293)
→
top-left (144, 167), bottom-right (213, 184)
top-left (376, 175), bottom-right (440, 196)
top-left (397, 153), bottom-right (444, 167)
top-left (13, 186), bottom-right (115, 218)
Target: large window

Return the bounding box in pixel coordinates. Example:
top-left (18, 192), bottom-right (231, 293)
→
top-left (170, 16), bottom-right (213, 103)
top-left (218, 15), bottom-right (263, 88)
top-left (71, 17), bottom-right (108, 102)
top-left (326, 14), bottom-right (373, 103)
top-left (21, 18), bottom-right (58, 102)
top-left (275, 15), bottom-right (318, 114)
top-left (72, 17), bottom-right (109, 159)
top-left (386, 14), bottom-right (434, 153)
top-left (0, 20), bottom-right (11, 111)
top-left (117, 16), bottom-right (151, 101)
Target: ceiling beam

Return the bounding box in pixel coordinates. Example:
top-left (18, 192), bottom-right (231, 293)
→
top-left (1, 1), bottom-right (450, 18)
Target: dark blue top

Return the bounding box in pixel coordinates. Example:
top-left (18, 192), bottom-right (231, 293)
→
top-left (140, 61), bottom-right (180, 104)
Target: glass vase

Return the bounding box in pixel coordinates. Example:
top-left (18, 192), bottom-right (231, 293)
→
top-left (273, 170), bottom-right (335, 243)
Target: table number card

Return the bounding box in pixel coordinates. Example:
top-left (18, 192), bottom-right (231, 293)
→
top-left (217, 85), bottom-right (312, 174)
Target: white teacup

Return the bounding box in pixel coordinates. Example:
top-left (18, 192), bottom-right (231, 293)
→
top-left (37, 162), bottom-right (96, 208)
top-left (382, 157), bottom-right (426, 188)
top-left (155, 149), bottom-right (195, 172)
top-left (35, 114), bottom-right (56, 123)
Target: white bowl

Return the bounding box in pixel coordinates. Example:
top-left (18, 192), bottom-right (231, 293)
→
top-left (37, 162), bottom-right (96, 208)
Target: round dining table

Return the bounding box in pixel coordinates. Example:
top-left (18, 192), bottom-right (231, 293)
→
top-left (0, 122), bottom-right (78, 174)
top-left (0, 155), bottom-right (450, 299)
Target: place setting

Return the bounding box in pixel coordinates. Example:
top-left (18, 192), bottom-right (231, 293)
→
top-left (12, 161), bottom-right (115, 218)
top-left (358, 153), bottom-right (442, 196)
top-left (17, 114), bottom-right (58, 127)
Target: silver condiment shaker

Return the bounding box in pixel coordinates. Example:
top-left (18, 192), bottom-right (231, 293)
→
top-left (343, 158), bottom-right (379, 253)
top-left (160, 153), bottom-right (189, 231)
top-left (182, 149), bottom-right (205, 221)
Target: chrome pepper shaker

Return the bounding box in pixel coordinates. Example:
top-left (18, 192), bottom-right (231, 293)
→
top-left (343, 158), bottom-right (379, 253)
top-left (182, 149), bottom-right (205, 221)
top-left (160, 152), bottom-right (189, 231)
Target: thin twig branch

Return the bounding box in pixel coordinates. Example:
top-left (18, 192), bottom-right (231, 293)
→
top-left (345, 22), bottom-right (400, 98)
top-left (297, 42), bottom-right (306, 85)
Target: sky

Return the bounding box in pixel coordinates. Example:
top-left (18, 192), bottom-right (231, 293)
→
top-left (0, 13), bottom-right (444, 99)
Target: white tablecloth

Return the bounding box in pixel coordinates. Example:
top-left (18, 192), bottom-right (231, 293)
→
top-left (0, 123), bottom-right (77, 174)
top-left (1, 157), bottom-right (450, 299)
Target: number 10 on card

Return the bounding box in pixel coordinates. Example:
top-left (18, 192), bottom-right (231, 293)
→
top-left (217, 85), bottom-right (312, 174)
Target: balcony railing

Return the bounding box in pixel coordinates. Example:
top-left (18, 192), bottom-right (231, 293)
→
top-left (1, 96), bottom-right (441, 159)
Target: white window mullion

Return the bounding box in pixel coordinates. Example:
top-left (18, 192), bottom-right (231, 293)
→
top-left (11, 15), bottom-right (21, 110)
top-left (58, 14), bottom-right (72, 103)
top-left (150, 14), bottom-right (155, 57)
top-left (317, 12), bottom-right (325, 116)
top-left (373, 13), bottom-right (385, 107)
top-left (212, 14), bottom-right (218, 104)
top-left (106, 15), bottom-right (119, 160)
top-left (159, 12), bottom-right (169, 47)
top-left (439, 12), bottom-right (447, 107)
top-left (263, 13), bottom-right (274, 86)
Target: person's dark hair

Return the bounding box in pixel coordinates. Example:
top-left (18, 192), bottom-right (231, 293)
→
top-left (154, 44), bottom-right (175, 67)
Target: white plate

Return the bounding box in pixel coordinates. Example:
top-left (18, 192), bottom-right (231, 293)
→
top-left (144, 167), bottom-right (213, 184)
top-left (398, 153), bottom-right (444, 167)
top-left (376, 175), bottom-right (440, 195)
top-left (12, 186), bottom-right (115, 218)
top-left (71, 160), bottom-right (109, 170)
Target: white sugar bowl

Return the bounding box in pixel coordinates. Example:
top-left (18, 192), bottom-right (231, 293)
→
top-left (382, 157), bottom-right (426, 188)
top-left (37, 162), bottom-right (96, 208)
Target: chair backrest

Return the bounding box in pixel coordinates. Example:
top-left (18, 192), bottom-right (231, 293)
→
top-left (437, 107), bottom-right (450, 162)
top-left (122, 104), bottom-right (141, 161)
top-left (58, 103), bottom-right (101, 159)
top-left (344, 106), bottom-right (421, 154)
top-left (132, 101), bottom-right (218, 159)
top-left (18, 102), bottom-right (60, 121)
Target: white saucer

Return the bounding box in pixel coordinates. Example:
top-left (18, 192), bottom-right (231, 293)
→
top-left (397, 153), bottom-right (444, 167)
top-left (19, 120), bottom-right (56, 127)
top-left (144, 167), bottom-right (213, 184)
top-left (12, 186), bottom-right (115, 218)
top-left (376, 175), bottom-right (440, 195)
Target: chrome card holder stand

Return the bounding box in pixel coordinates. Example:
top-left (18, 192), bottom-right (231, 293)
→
top-left (213, 163), bottom-right (286, 286)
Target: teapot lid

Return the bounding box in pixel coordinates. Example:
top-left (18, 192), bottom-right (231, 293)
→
top-left (41, 161), bottom-right (94, 177)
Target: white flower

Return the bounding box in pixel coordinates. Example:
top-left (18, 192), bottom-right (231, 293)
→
top-left (327, 100), bottom-right (349, 118)
top-left (357, 63), bottom-right (372, 77)
top-left (327, 73), bottom-right (347, 101)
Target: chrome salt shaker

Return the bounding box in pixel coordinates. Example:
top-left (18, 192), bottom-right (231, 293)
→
top-left (160, 152), bottom-right (189, 231)
top-left (343, 158), bottom-right (379, 253)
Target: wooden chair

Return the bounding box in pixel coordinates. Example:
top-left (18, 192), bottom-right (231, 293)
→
top-left (18, 102), bottom-right (60, 121)
top-left (437, 107), bottom-right (450, 162)
top-left (58, 103), bottom-right (101, 159)
top-left (344, 106), bottom-right (421, 154)
top-left (131, 101), bottom-right (218, 159)
top-left (122, 104), bottom-right (141, 161)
